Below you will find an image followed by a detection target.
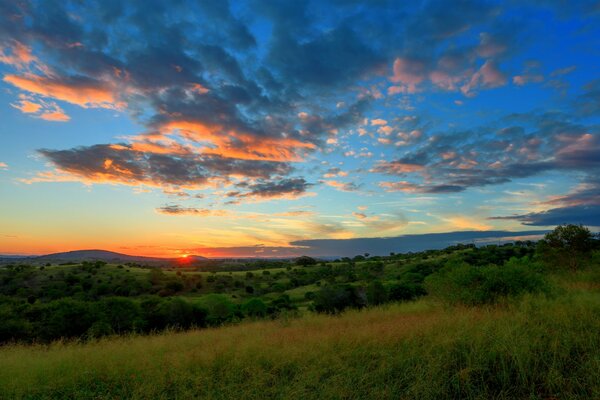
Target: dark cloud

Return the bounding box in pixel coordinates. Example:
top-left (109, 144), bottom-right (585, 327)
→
top-left (490, 205), bottom-right (600, 227)
top-left (575, 79), bottom-right (600, 117)
top-left (267, 23), bottom-right (384, 89)
top-left (156, 205), bottom-right (228, 216)
top-left (289, 230), bottom-right (548, 257)
top-left (229, 178), bottom-right (312, 199)
top-left (375, 112), bottom-right (600, 193)
top-left (491, 177), bottom-right (600, 226)
top-left (38, 144), bottom-right (293, 188)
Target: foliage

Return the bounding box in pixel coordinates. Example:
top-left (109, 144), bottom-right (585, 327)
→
top-left (0, 230), bottom-right (595, 344)
top-left (537, 224), bottom-right (596, 271)
top-left (425, 258), bottom-right (550, 305)
top-left (242, 298), bottom-right (267, 318)
top-left (312, 285), bottom-right (365, 313)
top-left (1, 292), bottom-right (599, 399)
top-left (295, 256), bottom-right (317, 267)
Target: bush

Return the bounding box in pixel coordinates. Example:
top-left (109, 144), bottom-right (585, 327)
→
top-left (537, 224), bottom-right (596, 271)
top-left (195, 294), bottom-right (237, 325)
top-left (388, 282), bottom-right (426, 302)
top-left (241, 298), bottom-right (267, 317)
top-left (95, 297), bottom-right (143, 334)
top-left (313, 285), bottom-right (365, 314)
top-left (295, 256), bottom-right (317, 267)
top-left (425, 258), bottom-right (549, 305)
top-left (366, 281), bottom-right (387, 305)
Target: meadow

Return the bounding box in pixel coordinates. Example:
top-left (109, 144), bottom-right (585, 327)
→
top-left (0, 225), bottom-right (598, 399)
top-left (0, 287), bottom-right (598, 399)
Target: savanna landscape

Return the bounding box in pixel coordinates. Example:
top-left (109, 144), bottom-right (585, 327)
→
top-left (1, 0), bottom-right (599, 399)
top-left (0, 224), bottom-right (599, 399)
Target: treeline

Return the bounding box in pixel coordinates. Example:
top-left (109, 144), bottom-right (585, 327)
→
top-left (0, 293), bottom-right (297, 343)
top-left (310, 224), bottom-right (598, 312)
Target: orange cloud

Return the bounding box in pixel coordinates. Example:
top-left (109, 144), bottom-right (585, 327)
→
top-left (379, 181), bottom-right (420, 192)
top-left (372, 161), bottom-right (424, 174)
top-left (0, 41), bottom-right (37, 69)
top-left (11, 99), bottom-right (42, 114)
top-left (39, 110), bottom-right (70, 122)
top-left (161, 120), bottom-right (315, 162)
top-left (10, 96), bottom-right (71, 122)
top-left (443, 216), bottom-right (491, 231)
top-left (3, 73), bottom-right (120, 109)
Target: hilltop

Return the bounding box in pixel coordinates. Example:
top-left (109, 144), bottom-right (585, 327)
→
top-left (0, 249), bottom-right (207, 266)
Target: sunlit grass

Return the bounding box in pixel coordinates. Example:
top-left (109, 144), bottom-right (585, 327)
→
top-left (0, 289), bottom-right (598, 399)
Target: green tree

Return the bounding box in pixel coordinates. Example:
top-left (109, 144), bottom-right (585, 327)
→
top-left (241, 298), bottom-right (267, 318)
top-left (537, 224), bottom-right (595, 271)
top-left (295, 256), bottom-right (317, 267)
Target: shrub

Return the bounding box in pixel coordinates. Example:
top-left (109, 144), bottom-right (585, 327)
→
top-left (195, 294), bottom-right (236, 325)
top-left (537, 224), bottom-right (596, 271)
top-left (295, 256), bottom-right (317, 267)
top-left (313, 285), bottom-right (365, 314)
top-left (95, 297), bottom-right (143, 334)
top-left (366, 281), bottom-right (387, 305)
top-left (241, 298), bottom-right (267, 317)
top-left (388, 282), bottom-right (426, 302)
top-left (425, 258), bottom-right (549, 305)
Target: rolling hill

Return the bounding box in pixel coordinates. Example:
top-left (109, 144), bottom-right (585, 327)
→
top-left (0, 249), bottom-right (207, 265)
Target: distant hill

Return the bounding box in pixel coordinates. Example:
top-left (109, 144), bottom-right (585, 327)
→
top-left (0, 249), bottom-right (207, 266)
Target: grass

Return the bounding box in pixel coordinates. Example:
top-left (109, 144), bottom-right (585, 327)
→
top-left (0, 287), bottom-right (599, 399)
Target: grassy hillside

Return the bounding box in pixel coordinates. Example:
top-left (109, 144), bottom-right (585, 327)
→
top-left (0, 280), bottom-right (599, 399)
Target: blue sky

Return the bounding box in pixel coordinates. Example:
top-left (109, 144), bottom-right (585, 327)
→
top-left (0, 0), bottom-right (599, 257)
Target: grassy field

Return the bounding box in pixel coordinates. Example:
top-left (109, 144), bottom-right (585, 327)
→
top-left (0, 284), bottom-right (598, 399)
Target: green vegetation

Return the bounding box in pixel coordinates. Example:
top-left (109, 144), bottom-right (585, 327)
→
top-left (0, 224), bottom-right (598, 398)
top-left (0, 288), bottom-right (598, 399)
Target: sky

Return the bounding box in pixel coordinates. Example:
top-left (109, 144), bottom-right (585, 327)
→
top-left (0, 0), bottom-right (599, 258)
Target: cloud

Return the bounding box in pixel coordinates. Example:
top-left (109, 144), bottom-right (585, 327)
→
top-left (490, 205), bottom-right (600, 227)
top-left (0, 41), bottom-right (37, 69)
top-left (550, 66), bottom-right (576, 77)
top-left (373, 113), bottom-right (600, 194)
top-left (379, 181), bottom-right (464, 193)
top-left (289, 230), bottom-right (548, 257)
top-left (34, 144), bottom-right (295, 191)
top-left (3, 73), bottom-right (121, 109)
top-left (513, 74), bottom-right (544, 86)
top-left (460, 60), bottom-right (507, 96)
top-left (10, 95), bottom-right (70, 122)
top-left (228, 178), bottom-right (313, 200)
top-left (0, 162), bottom-right (7, 169)
top-left (2, 0), bottom-right (597, 212)
top-left (322, 180), bottom-right (361, 192)
top-left (575, 79), bottom-right (600, 116)
top-left (372, 160), bottom-right (424, 174)
top-left (156, 205), bottom-right (230, 217)
top-left (491, 177), bottom-right (600, 227)
top-left (38, 109), bottom-right (70, 122)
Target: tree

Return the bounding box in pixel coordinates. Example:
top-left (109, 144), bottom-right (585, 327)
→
top-left (537, 224), bottom-right (595, 271)
top-left (242, 298), bottom-right (267, 317)
top-left (312, 285), bottom-right (363, 314)
top-left (295, 256), bottom-right (317, 267)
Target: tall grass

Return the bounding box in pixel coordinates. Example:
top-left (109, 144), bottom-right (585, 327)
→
top-left (0, 289), bottom-right (598, 400)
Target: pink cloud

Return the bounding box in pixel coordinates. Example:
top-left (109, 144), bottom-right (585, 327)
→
top-left (513, 74), bottom-right (544, 86)
top-left (0, 41), bottom-right (37, 69)
top-left (461, 60), bottom-right (506, 96)
top-left (389, 57), bottom-right (426, 93)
